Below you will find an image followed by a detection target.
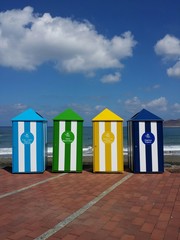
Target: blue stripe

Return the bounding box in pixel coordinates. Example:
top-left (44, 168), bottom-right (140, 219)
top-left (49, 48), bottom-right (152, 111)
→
top-left (157, 122), bottom-right (164, 172)
top-left (12, 122), bottom-right (19, 173)
top-left (145, 122), bottom-right (152, 172)
top-left (36, 122), bottom-right (43, 172)
top-left (133, 121), bottom-right (140, 172)
top-left (44, 122), bottom-right (48, 169)
top-left (24, 122), bottom-right (31, 172)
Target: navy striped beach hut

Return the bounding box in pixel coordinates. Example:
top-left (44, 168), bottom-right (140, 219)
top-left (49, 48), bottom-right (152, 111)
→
top-left (12, 109), bottom-right (47, 173)
top-left (127, 109), bottom-right (164, 173)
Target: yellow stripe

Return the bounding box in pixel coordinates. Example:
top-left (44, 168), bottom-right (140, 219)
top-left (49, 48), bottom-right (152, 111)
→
top-left (105, 122), bottom-right (111, 171)
top-left (93, 122), bottom-right (99, 172)
top-left (117, 122), bottom-right (124, 171)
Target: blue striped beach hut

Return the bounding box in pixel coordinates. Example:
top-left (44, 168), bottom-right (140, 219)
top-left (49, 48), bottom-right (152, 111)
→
top-left (12, 109), bottom-right (47, 173)
top-left (127, 109), bottom-right (164, 173)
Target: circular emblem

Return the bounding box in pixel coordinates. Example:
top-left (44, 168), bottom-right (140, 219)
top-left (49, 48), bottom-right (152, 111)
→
top-left (21, 132), bottom-right (34, 145)
top-left (142, 132), bottom-right (155, 145)
top-left (61, 131), bottom-right (75, 144)
top-left (102, 131), bottom-right (115, 144)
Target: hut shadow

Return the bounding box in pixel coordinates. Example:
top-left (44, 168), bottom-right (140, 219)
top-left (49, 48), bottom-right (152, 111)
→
top-left (2, 166), bottom-right (12, 173)
top-left (83, 163), bottom-right (93, 172)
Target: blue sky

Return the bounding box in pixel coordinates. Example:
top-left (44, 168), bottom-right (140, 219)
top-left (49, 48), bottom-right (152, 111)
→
top-left (0, 0), bottom-right (180, 125)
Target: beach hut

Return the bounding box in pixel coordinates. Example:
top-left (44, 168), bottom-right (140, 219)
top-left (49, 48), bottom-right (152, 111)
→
top-left (92, 108), bottom-right (124, 172)
top-left (12, 108), bottom-right (47, 173)
top-left (52, 109), bottom-right (83, 172)
top-left (127, 109), bottom-right (164, 173)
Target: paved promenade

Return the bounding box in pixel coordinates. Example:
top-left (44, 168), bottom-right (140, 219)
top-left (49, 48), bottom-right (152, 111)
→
top-left (0, 166), bottom-right (179, 240)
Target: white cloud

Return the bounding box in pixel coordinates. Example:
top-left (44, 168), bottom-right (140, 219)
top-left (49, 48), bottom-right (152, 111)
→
top-left (153, 84), bottom-right (160, 89)
top-left (95, 105), bottom-right (105, 111)
top-left (0, 6), bottom-right (137, 74)
top-left (13, 103), bottom-right (28, 110)
top-left (154, 34), bottom-right (180, 59)
top-left (100, 72), bottom-right (121, 83)
top-left (0, 103), bottom-right (28, 119)
top-left (125, 96), bottom-right (168, 113)
top-left (142, 97), bottom-right (167, 111)
top-left (154, 34), bottom-right (180, 78)
top-left (167, 61), bottom-right (180, 78)
top-left (124, 96), bottom-right (141, 113)
top-left (172, 103), bottom-right (180, 113)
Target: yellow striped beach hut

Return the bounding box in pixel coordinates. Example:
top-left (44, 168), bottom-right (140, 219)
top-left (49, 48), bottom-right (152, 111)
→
top-left (92, 108), bottom-right (124, 173)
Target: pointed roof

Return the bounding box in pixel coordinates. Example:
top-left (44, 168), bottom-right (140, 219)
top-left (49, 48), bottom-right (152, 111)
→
top-left (92, 108), bottom-right (123, 121)
top-left (129, 109), bottom-right (163, 121)
top-left (53, 109), bottom-right (83, 121)
top-left (12, 108), bottom-right (47, 121)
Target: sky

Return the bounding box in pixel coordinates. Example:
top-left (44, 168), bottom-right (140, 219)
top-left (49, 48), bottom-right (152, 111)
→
top-left (0, 0), bottom-right (180, 126)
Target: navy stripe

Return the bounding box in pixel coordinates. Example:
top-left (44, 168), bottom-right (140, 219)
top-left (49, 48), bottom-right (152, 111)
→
top-left (145, 122), bottom-right (152, 172)
top-left (24, 122), bottom-right (30, 172)
top-left (128, 122), bottom-right (133, 171)
top-left (133, 121), bottom-right (140, 172)
top-left (157, 122), bottom-right (164, 172)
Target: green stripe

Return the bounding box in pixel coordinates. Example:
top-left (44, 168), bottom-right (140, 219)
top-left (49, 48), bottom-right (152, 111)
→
top-left (76, 122), bottom-right (83, 171)
top-left (65, 121), bottom-right (71, 171)
top-left (52, 121), bottom-right (59, 171)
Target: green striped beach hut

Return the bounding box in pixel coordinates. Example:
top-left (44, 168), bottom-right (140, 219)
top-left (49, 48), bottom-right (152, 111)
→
top-left (52, 109), bottom-right (83, 172)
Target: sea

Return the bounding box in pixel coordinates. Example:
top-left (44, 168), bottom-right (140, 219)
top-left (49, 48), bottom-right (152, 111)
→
top-left (0, 126), bottom-right (180, 156)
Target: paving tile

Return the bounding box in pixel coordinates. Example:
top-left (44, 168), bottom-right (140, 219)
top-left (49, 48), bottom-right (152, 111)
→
top-left (89, 229), bottom-right (110, 239)
top-left (155, 220), bottom-right (169, 230)
top-left (140, 222), bottom-right (155, 233)
top-left (132, 217), bottom-right (145, 226)
top-left (134, 231), bottom-right (151, 240)
top-left (110, 227), bottom-right (125, 238)
top-left (121, 234), bottom-right (135, 240)
top-left (130, 206), bottom-right (141, 213)
top-left (158, 212), bottom-right (171, 221)
top-left (151, 228), bottom-right (165, 240)
top-left (149, 208), bottom-right (161, 216)
top-left (164, 226), bottom-right (179, 240)
top-left (102, 220), bottom-right (118, 231)
top-left (61, 234), bottom-right (78, 240)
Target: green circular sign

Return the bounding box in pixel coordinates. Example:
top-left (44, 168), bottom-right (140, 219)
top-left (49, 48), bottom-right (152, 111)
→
top-left (61, 131), bottom-right (75, 144)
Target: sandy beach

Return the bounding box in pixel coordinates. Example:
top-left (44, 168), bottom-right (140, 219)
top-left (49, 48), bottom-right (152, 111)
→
top-left (0, 155), bottom-right (179, 172)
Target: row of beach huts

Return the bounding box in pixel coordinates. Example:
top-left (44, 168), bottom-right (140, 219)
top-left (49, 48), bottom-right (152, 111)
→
top-left (11, 108), bottom-right (164, 174)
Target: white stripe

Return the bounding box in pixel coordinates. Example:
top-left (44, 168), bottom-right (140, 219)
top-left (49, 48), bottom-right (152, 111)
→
top-left (111, 122), bottom-right (117, 171)
top-left (18, 122), bottom-right (25, 172)
top-left (139, 122), bottom-right (146, 172)
top-left (70, 121), bottom-right (77, 171)
top-left (58, 121), bottom-right (65, 171)
top-left (30, 122), bottom-right (37, 172)
top-left (151, 122), bottom-right (158, 172)
top-left (99, 122), bottom-right (105, 171)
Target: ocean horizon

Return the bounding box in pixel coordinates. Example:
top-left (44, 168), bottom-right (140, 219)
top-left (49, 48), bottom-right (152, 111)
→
top-left (0, 126), bottom-right (180, 156)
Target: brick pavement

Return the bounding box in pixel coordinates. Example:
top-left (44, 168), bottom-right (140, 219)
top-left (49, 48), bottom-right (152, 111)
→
top-left (0, 166), bottom-right (179, 240)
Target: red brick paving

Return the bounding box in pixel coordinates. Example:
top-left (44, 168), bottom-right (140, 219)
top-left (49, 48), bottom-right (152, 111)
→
top-left (0, 166), bottom-right (179, 240)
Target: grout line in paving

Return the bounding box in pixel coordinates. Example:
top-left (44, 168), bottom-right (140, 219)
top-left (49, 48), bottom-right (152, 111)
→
top-left (35, 173), bottom-right (133, 240)
top-left (0, 173), bottom-right (67, 199)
